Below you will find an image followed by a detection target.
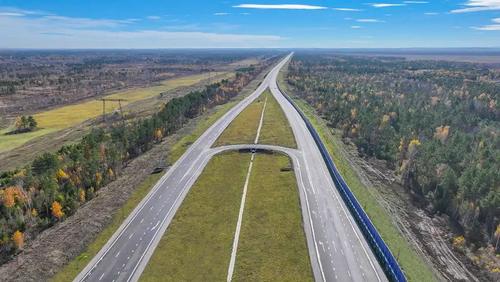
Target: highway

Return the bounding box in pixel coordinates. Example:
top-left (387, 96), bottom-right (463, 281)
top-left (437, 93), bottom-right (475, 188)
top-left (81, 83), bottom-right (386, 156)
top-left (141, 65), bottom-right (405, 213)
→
top-left (75, 54), bottom-right (388, 282)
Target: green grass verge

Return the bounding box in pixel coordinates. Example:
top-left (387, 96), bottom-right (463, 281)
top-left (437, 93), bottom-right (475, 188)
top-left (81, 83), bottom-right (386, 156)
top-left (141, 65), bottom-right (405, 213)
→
top-left (233, 153), bottom-right (313, 281)
top-left (51, 173), bottom-right (163, 282)
top-left (213, 95), bottom-right (266, 146)
top-left (259, 90), bottom-right (297, 148)
top-left (288, 97), bottom-right (436, 282)
top-left (139, 152), bottom-right (251, 281)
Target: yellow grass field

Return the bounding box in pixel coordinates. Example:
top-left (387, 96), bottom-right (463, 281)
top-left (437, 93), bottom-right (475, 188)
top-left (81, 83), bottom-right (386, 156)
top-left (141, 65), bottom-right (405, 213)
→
top-left (0, 72), bottom-right (227, 153)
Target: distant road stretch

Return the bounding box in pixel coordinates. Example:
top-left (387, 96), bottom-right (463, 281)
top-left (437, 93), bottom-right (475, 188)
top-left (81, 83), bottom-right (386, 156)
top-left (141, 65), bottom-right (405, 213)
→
top-left (75, 54), bottom-right (387, 282)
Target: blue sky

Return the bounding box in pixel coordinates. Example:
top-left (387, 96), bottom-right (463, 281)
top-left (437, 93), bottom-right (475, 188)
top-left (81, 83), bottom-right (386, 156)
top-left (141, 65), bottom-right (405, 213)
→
top-left (0, 1), bottom-right (499, 48)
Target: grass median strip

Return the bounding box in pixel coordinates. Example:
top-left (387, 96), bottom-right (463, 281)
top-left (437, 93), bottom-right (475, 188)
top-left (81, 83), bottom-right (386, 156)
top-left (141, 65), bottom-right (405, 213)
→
top-left (259, 89), bottom-right (297, 148)
top-left (213, 94), bottom-right (266, 146)
top-left (214, 89), bottom-right (296, 148)
top-left (140, 152), bottom-right (250, 281)
top-left (232, 153), bottom-right (313, 281)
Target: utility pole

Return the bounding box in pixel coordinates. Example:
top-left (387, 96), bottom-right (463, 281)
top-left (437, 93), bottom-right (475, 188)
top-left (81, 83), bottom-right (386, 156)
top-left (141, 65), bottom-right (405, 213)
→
top-left (98, 98), bottom-right (127, 124)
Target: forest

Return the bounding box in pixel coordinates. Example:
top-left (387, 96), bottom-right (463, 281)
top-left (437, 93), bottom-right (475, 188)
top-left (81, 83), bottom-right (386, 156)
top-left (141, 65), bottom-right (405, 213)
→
top-left (0, 56), bottom-right (274, 264)
top-left (286, 53), bottom-right (499, 250)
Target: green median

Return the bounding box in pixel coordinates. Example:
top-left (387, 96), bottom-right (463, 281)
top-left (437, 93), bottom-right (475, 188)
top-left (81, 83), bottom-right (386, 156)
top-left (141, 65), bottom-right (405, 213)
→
top-left (214, 89), bottom-right (296, 148)
top-left (233, 153), bottom-right (312, 281)
top-left (258, 90), bottom-right (297, 148)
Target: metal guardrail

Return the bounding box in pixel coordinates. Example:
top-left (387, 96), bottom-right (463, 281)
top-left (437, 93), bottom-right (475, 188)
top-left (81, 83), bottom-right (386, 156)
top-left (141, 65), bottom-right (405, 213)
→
top-left (277, 83), bottom-right (407, 282)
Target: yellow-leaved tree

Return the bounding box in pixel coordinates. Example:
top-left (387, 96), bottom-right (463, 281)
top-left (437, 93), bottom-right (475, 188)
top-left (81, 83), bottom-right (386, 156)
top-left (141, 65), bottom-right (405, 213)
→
top-left (12, 230), bottom-right (24, 250)
top-left (56, 169), bottom-right (69, 181)
top-left (495, 224), bottom-right (500, 252)
top-left (1, 186), bottom-right (26, 208)
top-left (154, 128), bottom-right (163, 141)
top-left (51, 201), bottom-right (64, 219)
top-left (79, 189), bottom-right (86, 203)
top-left (95, 172), bottom-right (102, 186)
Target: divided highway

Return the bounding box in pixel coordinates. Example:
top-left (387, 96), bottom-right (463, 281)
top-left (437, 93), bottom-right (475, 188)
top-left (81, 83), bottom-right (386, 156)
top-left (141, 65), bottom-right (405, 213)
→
top-left (76, 54), bottom-right (388, 282)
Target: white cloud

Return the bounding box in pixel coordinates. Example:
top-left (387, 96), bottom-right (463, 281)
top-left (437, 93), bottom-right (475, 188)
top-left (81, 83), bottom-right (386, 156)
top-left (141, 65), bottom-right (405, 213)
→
top-left (214, 12), bottom-right (230, 16)
top-left (0, 7), bottom-right (41, 17)
top-left (0, 11), bottom-right (283, 48)
top-left (233, 4), bottom-right (327, 10)
top-left (0, 12), bottom-right (24, 17)
top-left (369, 3), bottom-right (406, 8)
top-left (424, 12), bottom-right (439, 15)
top-left (40, 15), bottom-right (138, 28)
top-left (473, 17), bottom-right (500, 30)
top-left (351, 25), bottom-right (362, 29)
top-left (357, 18), bottom-right (384, 23)
top-left (333, 8), bottom-right (362, 12)
top-left (451, 0), bottom-right (500, 13)
top-left (147, 16), bottom-right (161, 20)
top-left (403, 1), bottom-right (428, 3)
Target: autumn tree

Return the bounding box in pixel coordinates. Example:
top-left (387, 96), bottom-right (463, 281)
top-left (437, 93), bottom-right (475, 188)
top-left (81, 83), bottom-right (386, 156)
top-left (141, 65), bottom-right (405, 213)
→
top-left (154, 128), bottom-right (163, 141)
top-left (13, 115), bottom-right (37, 133)
top-left (51, 201), bottom-right (64, 219)
top-left (495, 224), bottom-right (500, 253)
top-left (12, 230), bottom-right (24, 250)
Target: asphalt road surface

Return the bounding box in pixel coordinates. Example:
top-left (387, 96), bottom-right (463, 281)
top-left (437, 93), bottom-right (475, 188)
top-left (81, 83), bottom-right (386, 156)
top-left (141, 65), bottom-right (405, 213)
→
top-left (75, 54), bottom-right (388, 282)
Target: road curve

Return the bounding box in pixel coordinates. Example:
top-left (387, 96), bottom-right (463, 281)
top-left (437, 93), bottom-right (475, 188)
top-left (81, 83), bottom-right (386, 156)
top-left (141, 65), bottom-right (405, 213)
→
top-left (75, 54), bottom-right (387, 282)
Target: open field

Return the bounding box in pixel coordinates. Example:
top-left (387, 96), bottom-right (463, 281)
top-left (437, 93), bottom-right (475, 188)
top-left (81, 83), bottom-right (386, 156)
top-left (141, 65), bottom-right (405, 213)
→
top-left (277, 67), bottom-right (436, 281)
top-left (0, 72), bottom-right (228, 154)
top-left (140, 152), bottom-right (250, 281)
top-left (259, 89), bottom-right (297, 148)
top-left (52, 173), bottom-right (163, 282)
top-left (233, 153), bottom-right (312, 281)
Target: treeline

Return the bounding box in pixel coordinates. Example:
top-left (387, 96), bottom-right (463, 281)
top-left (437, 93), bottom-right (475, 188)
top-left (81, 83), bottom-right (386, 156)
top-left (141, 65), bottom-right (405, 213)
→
top-left (287, 54), bottom-right (499, 249)
top-left (0, 58), bottom-right (273, 263)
